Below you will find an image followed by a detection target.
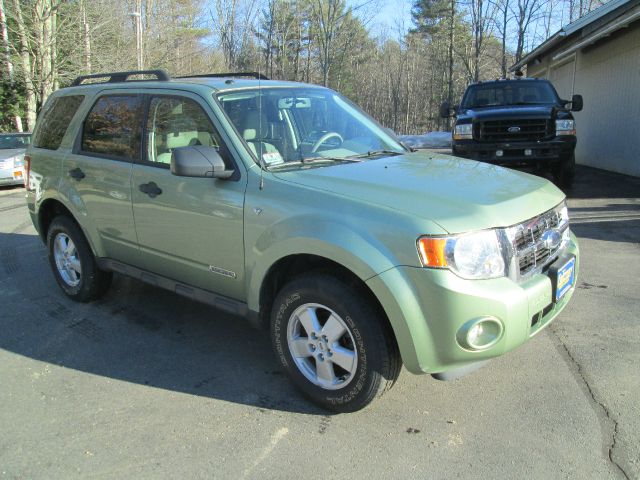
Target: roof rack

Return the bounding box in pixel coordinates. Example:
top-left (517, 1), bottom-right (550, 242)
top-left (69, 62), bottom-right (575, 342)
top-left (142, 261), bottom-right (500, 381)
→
top-left (71, 69), bottom-right (170, 86)
top-left (177, 72), bottom-right (270, 80)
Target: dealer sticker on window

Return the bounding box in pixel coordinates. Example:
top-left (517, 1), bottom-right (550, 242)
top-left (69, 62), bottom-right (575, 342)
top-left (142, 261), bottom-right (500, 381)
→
top-left (262, 152), bottom-right (284, 165)
top-left (556, 257), bottom-right (576, 301)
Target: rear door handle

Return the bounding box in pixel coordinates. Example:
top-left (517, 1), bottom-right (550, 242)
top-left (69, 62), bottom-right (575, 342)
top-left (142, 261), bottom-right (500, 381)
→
top-left (68, 167), bottom-right (85, 181)
top-left (139, 181), bottom-right (163, 198)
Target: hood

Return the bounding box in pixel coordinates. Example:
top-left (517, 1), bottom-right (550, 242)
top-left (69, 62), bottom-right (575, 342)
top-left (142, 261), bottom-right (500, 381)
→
top-left (456, 104), bottom-right (571, 122)
top-left (0, 148), bottom-right (25, 161)
top-left (273, 152), bottom-right (565, 234)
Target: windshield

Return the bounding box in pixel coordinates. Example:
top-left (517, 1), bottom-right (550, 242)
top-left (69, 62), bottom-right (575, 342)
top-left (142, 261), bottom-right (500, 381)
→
top-left (217, 87), bottom-right (405, 167)
top-left (0, 134), bottom-right (31, 149)
top-left (460, 82), bottom-right (559, 109)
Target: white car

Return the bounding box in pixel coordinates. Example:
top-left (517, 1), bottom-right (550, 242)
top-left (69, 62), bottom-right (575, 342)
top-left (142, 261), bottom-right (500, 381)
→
top-left (0, 133), bottom-right (31, 187)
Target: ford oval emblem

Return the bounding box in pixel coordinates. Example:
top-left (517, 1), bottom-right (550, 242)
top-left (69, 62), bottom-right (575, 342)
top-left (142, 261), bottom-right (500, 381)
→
top-left (508, 126), bottom-right (521, 133)
top-left (541, 229), bottom-right (562, 250)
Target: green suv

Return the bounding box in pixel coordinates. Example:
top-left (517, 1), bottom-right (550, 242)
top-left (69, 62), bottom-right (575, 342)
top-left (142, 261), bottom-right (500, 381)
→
top-left (25, 70), bottom-right (579, 412)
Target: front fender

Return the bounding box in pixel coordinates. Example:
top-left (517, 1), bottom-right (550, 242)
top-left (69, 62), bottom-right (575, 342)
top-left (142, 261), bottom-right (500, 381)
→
top-left (246, 214), bottom-right (399, 312)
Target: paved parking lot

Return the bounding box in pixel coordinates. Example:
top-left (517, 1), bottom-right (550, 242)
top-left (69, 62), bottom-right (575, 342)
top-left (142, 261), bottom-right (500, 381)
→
top-left (1, 166), bottom-right (638, 479)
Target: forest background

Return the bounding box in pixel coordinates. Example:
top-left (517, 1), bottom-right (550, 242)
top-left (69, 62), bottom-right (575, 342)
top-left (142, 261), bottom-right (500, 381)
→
top-left (0, 0), bottom-right (608, 133)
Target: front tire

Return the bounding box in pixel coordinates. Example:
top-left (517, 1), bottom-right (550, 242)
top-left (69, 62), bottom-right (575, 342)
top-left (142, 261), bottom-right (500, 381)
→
top-left (271, 273), bottom-right (401, 412)
top-left (556, 153), bottom-right (576, 189)
top-left (47, 216), bottom-right (112, 302)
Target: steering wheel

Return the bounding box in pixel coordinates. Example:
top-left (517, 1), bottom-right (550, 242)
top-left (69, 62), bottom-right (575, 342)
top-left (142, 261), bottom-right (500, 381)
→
top-left (311, 132), bottom-right (344, 153)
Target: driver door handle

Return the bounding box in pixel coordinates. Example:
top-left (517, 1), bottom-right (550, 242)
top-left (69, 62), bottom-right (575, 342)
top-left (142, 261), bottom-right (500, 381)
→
top-left (68, 167), bottom-right (85, 181)
top-left (139, 181), bottom-right (163, 198)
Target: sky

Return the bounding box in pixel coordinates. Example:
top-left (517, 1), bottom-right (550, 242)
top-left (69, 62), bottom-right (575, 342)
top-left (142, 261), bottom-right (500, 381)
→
top-left (347, 0), bottom-right (576, 53)
top-left (348, 0), bottom-right (414, 39)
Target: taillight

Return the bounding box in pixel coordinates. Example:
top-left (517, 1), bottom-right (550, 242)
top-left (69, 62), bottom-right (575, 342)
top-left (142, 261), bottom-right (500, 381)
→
top-left (24, 154), bottom-right (31, 190)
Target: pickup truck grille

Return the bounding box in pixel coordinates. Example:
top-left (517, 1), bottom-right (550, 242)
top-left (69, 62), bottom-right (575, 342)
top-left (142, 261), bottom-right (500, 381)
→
top-left (507, 205), bottom-right (567, 278)
top-left (478, 119), bottom-right (549, 142)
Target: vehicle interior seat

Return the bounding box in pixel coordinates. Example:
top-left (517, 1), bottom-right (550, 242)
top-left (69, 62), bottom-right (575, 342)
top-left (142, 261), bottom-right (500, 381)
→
top-left (155, 117), bottom-right (217, 164)
top-left (241, 110), bottom-right (280, 159)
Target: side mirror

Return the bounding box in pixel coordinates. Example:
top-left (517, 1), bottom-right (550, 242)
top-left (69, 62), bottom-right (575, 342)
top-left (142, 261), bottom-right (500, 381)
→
top-left (570, 94), bottom-right (583, 112)
top-left (171, 146), bottom-right (234, 179)
top-left (439, 101), bottom-right (452, 118)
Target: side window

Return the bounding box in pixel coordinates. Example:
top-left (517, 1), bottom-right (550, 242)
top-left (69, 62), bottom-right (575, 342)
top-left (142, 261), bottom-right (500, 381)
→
top-left (145, 96), bottom-right (222, 166)
top-left (33, 95), bottom-right (84, 150)
top-left (81, 95), bottom-right (143, 161)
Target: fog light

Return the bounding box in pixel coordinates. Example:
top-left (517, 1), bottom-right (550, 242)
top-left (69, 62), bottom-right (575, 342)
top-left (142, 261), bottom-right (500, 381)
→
top-left (524, 149), bottom-right (532, 156)
top-left (457, 317), bottom-right (503, 351)
top-left (496, 150), bottom-right (503, 157)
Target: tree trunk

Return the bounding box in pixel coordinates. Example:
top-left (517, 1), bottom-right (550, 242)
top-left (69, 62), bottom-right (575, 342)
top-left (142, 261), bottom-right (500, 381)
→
top-left (40, 0), bottom-right (54, 108)
top-left (12, 0), bottom-right (36, 130)
top-left (447, 0), bottom-right (455, 129)
top-left (80, 0), bottom-right (91, 74)
top-left (501, 0), bottom-right (508, 77)
top-left (0, 0), bottom-right (22, 131)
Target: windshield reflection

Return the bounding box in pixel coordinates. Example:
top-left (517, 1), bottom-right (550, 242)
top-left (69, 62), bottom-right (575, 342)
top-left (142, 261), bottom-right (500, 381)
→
top-left (217, 88), bottom-right (405, 168)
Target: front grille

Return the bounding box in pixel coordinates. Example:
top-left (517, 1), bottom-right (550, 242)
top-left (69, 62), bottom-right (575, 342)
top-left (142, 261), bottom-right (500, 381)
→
top-left (508, 206), bottom-right (566, 278)
top-left (478, 119), bottom-right (549, 142)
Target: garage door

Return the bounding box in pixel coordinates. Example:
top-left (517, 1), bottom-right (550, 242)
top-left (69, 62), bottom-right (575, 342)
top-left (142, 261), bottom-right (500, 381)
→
top-left (549, 59), bottom-right (575, 99)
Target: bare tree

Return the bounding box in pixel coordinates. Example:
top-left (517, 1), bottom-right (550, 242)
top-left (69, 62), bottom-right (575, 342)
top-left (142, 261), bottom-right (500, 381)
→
top-left (511, 0), bottom-right (548, 63)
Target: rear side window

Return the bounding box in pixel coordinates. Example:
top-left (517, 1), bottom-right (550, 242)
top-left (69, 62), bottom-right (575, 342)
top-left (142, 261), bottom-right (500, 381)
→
top-left (81, 95), bottom-right (143, 161)
top-left (33, 95), bottom-right (84, 150)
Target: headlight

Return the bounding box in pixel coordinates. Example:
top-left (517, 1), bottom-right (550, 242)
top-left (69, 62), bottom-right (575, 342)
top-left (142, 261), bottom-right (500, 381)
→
top-left (13, 155), bottom-right (24, 167)
top-left (453, 123), bottom-right (473, 140)
top-left (417, 230), bottom-right (506, 279)
top-left (555, 119), bottom-right (575, 136)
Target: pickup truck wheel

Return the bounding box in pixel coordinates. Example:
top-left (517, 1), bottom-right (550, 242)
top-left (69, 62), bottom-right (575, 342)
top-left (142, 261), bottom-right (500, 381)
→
top-left (271, 273), bottom-right (401, 412)
top-left (47, 216), bottom-right (112, 302)
top-left (556, 154), bottom-right (576, 189)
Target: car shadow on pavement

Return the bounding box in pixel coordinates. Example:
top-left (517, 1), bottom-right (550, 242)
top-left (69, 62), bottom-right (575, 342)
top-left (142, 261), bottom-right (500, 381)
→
top-left (0, 230), bottom-right (327, 415)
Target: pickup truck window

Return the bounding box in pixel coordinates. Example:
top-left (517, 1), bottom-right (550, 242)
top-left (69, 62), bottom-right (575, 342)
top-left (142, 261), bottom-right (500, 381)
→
top-left (461, 82), bottom-right (559, 109)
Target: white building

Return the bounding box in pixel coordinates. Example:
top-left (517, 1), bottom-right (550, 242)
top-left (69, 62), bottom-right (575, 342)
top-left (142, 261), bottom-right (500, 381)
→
top-left (512, 0), bottom-right (640, 177)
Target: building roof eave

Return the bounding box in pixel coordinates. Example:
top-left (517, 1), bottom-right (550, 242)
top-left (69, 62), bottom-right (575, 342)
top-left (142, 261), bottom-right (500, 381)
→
top-left (510, 33), bottom-right (566, 71)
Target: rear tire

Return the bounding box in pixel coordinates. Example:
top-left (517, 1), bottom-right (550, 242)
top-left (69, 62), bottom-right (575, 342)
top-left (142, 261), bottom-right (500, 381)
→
top-left (270, 273), bottom-right (401, 412)
top-left (47, 216), bottom-right (112, 302)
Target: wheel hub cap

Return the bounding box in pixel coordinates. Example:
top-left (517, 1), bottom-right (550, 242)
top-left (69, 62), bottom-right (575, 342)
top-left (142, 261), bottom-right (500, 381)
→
top-left (287, 303), bottom-right (358, 390)
top-left (53, 233), bottom-right (82, 287)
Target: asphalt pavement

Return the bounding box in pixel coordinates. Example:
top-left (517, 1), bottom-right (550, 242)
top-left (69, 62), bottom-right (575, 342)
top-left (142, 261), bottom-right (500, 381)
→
top-left (0, 165), bottom-right (638, 479)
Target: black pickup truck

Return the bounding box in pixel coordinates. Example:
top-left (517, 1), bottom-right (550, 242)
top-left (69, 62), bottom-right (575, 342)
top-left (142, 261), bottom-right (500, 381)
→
top-left (441, 78), bottom-right (583, 188)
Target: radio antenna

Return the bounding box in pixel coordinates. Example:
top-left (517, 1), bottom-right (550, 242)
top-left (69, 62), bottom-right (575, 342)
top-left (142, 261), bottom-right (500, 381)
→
top-left (258, 66), bottom-right (265, 190)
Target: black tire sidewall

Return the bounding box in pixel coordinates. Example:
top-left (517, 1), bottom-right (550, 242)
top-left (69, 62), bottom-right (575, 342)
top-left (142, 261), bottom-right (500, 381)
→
top-left (271, 275), bottom-right (388, 412)
top-left (47, 216), bottom-right (100, 301)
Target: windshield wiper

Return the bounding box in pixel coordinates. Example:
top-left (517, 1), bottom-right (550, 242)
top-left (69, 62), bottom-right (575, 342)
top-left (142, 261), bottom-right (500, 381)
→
top-left (507, 102), bottom-right (546, 106)
top-left (300, 156), bottom-right (362, 164)
top-left (265, 156), bottom-right (361, 170)
top-left (346, 150), bottom-right (404, 159)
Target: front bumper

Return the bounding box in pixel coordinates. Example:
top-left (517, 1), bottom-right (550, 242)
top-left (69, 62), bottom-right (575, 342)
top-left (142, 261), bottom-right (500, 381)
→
top-left (366, 233), bottom-right (579, 375)
top-left (452, 137), bottom-right (575, 169)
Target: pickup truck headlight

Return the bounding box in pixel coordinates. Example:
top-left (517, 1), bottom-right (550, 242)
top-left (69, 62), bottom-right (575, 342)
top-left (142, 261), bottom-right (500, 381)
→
top-left (453, 123), bottom-right (473, 140)
top-left (555, 119), bottom-right (575, 136)
top-left (417, 230), bottom-right (506, 279)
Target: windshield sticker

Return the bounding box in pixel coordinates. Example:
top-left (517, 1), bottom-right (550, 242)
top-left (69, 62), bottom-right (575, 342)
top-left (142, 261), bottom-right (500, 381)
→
top-left (262, 152), bottom-right (284, 165)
